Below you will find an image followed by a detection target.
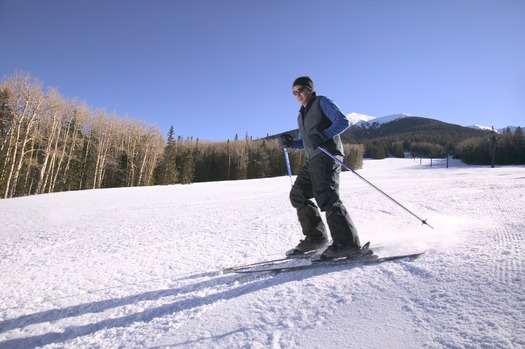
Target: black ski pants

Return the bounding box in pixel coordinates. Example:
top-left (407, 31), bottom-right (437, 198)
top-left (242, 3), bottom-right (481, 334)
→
top-left (289, 153), bottom-right (360, 247)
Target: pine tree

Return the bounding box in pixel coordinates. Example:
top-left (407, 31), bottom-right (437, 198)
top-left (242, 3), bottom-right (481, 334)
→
top-left (180, 143), bottom-right (195, 184)
top-left (159, 126), bottom-right (178, 184)
top-left (253, 139), bottom-right (270, 178)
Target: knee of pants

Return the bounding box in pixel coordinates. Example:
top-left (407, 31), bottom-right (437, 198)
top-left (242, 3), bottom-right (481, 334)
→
top-left (290, 186), bottom-right (308, 209)
top-left (326, 203), bottom-right (345, 216)
top-left (314, 191), bottom-right (341, 212)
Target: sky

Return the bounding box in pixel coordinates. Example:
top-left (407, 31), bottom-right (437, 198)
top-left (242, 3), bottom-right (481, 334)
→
top-left (1, 0), bottom-right (524, 141)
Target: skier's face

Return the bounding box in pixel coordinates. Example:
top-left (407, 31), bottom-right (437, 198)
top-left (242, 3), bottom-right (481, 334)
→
top-left (292, 85), bottom-right (313, 107)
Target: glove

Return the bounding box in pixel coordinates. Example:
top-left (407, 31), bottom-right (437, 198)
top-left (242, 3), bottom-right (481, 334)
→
top-left (308, 132), bottom-right (327, 150)
top-left (278, 134), bottom-right (294, 149)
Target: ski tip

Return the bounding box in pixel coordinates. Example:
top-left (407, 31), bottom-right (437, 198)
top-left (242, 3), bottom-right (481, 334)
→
top-left (285, 248), bottom-right (301, 257)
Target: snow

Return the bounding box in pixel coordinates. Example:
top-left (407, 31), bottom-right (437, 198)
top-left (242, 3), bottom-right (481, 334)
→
top-left (469, 125), bottom-right (522, 133)
top-left (1, 158), bottom-right (524, 349)
top-left (469, 124), bottom-right (495, 132)
top-left (349, 113), bottom-right (414, 128)
top-left (346, 112), bottom-right (376, 125)
top-left (366, 113), bottom-right (414, 125)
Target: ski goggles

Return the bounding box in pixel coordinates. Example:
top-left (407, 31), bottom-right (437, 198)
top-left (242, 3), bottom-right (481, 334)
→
top-left (292, 86), bottom-right (308, 96)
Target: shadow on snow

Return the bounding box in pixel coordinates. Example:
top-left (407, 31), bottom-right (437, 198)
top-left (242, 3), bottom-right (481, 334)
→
top-left (0, 264), bottom-right (361, 348)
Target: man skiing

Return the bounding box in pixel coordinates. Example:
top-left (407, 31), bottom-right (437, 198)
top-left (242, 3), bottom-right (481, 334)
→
top-left (278, 76), bottom-right (361, 259)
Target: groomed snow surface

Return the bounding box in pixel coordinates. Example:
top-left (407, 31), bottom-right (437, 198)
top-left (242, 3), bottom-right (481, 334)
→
top-left (1, 158), bottom-right (524, 349)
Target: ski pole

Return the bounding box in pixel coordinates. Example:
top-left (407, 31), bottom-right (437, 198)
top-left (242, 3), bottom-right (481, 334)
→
top-left (283, 148), bottom-right (293, 186)
top-left (318, 146), bottom-right (434, 229)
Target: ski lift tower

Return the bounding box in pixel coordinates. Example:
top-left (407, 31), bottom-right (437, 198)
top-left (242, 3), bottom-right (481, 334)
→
top-left (490, 126), bottom-right (497, 168)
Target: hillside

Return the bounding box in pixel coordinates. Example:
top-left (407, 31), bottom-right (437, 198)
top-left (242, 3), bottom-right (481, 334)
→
top-left (342, 116), bottom-right (490, 147)
top-left (1, 158), bottom-right (523, 348)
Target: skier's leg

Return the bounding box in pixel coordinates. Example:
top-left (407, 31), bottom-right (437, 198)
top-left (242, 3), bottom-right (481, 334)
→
top-left (289, 162), bottom-right (328, 251)
top-left (309, 154), bottom-right (360, 248)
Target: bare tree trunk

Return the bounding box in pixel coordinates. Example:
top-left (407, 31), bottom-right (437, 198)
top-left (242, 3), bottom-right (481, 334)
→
top-left (35, 108), bottom-right (60, 194)
top-left (4, 75), bottom-right (45, 198)
top-left (1, 74), bottom-right (49, 197)
top-left (137, 147), bottom-right (148, 186)
top-left (23, 128), bottom-right (38, 195)
top-left (92, 112), bottom-right (115, 189)
top-left (80, 134), bottom-right (91, 190)
top-left (0, 123), bottom-right (16, 195)
top-left (137, 128), bottom-right (164, 186)
top-left (50, 107), bottom-right (73, 193)
top-left (3, 101), bottom-right (26, 198)
top-left (59, 109), bottom-right (84, 190)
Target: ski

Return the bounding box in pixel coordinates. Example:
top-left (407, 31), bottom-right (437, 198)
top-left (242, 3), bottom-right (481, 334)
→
top-left (222, 250), bottom-right (316, 273)
top-left (223, 242), bottom-right (380, 273)
top-left (232, 251), bottom-right (424, 274)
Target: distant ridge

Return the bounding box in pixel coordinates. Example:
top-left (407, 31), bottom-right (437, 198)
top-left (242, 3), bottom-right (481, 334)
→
top-left (343, 116), bottom-right (489, 143)
top-left (346, 112), bottom-right (520, 134)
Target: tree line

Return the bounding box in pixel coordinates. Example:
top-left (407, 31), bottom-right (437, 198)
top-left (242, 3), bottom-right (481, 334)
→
top-left (357, 129), bottom-right (525, 165)
top-left (1, 73), bottom-right (364, 198)
top-left (344, 117), bottom-right (525, 164)
top-left (155, 126), bottom-right (364, 185)
top-left (455, 127), bottom-right (525, 165)
top-left (0, 73), bottom-right (165, 198)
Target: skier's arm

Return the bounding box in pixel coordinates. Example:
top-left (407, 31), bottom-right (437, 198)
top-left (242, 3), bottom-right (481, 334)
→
top-left (319, 97), bottom-right (350, 139)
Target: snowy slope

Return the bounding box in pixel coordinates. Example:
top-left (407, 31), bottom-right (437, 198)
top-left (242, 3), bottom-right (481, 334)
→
top-left (1, 158), bottom-right (524, 349)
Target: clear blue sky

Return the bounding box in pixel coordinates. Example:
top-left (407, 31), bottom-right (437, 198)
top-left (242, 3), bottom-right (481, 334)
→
top-left (1, 0), bottom-right (524, 141)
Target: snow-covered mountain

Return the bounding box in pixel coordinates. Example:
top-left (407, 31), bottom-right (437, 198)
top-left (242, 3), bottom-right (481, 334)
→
top-left (346, 113), bottom-right (414, 127)
top-left (468, 125), bottom-right (519, 133)
top-left (346, 112), bottom-right (376, 125)
top-left (347, 113), bottom-right (520, 133)
top-left (469, 124), bottom-right (495, 131)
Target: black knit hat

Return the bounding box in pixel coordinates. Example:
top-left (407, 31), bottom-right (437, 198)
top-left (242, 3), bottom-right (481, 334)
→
top-left (293, 76), bottom-right (314, 91)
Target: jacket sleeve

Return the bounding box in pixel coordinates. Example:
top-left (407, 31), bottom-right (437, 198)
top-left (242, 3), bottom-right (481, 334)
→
top-left (319, 97), bottom-right (350, 139)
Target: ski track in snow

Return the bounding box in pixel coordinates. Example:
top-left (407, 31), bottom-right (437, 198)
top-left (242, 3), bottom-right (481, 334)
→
top-left (0, 158), bottom-right (524, 348)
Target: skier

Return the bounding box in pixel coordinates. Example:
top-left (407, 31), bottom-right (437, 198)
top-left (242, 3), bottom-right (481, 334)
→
top-left (278, 76), bottom-right (361, 259)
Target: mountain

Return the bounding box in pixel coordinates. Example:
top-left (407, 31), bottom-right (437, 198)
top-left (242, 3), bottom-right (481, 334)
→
top-left (349, 113), bottom-right (414, 127)
top-left (468, 125), bottom-right (519, 133)
top-left (347, 113), bottom-right (520, 134)
top-left (279, 112), bottom-right (518, 141)
top-left (272, 114), bottom-right (512, 159)
top-left (341, 116), bottom-right (490, 145)
top-left (469, 124), bottom-right (495, 131)
top-left (346, 112), bottom-right (376, 125)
